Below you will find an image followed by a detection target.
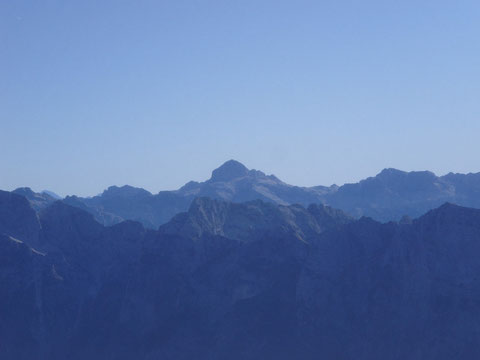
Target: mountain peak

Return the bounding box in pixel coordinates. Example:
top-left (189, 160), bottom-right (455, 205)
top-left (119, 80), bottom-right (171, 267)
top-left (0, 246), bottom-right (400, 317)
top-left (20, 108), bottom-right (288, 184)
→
top-left (13, 187), bottom-right (36, 197)
top-left (377, 168), bottom-right (406, 178)
top-left (102, 185), bottom-right (151, 198)
top-left (12, 187), bottom-right (57, 211)
top-left (417, 202), bottom-right (480, 228)
top-left (376, 168), bottom-right (437, 181)
top-left (210, 160), bottom-right (249, 182)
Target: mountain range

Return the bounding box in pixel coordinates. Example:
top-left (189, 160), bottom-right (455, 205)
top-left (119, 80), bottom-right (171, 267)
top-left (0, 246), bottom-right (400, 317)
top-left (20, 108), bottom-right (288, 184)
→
top-left (13, 160), bottom-right (480, 227)
top-left (1, 188), bottom-right (480, 359)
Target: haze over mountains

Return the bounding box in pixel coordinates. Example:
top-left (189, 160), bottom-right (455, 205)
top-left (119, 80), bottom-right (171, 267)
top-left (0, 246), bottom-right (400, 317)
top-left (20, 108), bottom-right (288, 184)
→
top-left (1, 187), bottom-right (480, 359)
top-left (5, 0), bottom-right (480, 358)
top-left (12, 160), bottom-right (480, 227)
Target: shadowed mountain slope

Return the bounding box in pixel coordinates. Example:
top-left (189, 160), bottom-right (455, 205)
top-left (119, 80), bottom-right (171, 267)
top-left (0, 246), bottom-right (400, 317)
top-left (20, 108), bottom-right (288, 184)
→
top-left (2, 193), bottom-right (480, 359)
top-left (0, 190), bottom-right (41, 247)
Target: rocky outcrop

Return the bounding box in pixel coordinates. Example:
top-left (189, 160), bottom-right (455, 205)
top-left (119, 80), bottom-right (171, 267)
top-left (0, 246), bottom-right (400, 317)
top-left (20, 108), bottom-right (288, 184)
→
top-left (12, 187), bottom-right (57, 211)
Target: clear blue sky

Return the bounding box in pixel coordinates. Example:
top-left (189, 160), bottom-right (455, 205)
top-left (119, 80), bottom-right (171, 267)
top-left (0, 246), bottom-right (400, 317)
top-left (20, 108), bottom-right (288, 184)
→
top-left (1, 0), bottom-right (479, 197)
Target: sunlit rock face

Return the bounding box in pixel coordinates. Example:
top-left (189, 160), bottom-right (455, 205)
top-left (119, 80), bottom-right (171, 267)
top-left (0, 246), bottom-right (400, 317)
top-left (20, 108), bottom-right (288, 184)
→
top-left (2, 192), bottom-right (480, 360)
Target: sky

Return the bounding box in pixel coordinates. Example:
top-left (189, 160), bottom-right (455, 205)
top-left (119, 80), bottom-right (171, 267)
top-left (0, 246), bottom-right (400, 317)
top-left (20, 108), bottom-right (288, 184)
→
top-left (1, 0), bottom-right (480, 197)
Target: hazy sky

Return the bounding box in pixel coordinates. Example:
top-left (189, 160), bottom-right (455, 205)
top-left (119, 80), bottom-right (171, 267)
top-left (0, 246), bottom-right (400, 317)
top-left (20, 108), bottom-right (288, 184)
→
top-left (1, 1), bottom-right (480, 197)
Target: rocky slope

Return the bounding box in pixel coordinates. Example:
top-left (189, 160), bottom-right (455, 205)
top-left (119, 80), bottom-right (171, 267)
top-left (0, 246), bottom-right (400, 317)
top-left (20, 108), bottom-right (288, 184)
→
top-left (2, 192), bottom-right (480, 359)
top-left (12, 187), bottom-right (58, 211)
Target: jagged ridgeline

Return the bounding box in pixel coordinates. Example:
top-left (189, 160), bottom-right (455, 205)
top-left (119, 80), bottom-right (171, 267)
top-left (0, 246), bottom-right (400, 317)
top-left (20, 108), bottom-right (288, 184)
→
top-left (15, 160), bottom-right (480, 228)
top-left (2, 186), bottom-right (480, 359)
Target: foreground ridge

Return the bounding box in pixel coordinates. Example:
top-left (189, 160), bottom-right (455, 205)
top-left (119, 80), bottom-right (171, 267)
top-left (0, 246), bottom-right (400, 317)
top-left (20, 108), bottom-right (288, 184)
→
top-left (1, 192), bottom-right (480, 359)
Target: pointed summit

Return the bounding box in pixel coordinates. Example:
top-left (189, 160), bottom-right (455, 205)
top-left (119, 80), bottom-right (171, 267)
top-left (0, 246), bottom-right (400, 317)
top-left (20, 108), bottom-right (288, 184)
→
top-left (210, 160), bottom-right (249, 182)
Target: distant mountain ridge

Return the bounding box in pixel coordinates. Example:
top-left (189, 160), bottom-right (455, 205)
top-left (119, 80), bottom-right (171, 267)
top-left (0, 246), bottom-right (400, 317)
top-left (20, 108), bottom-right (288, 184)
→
top-left (60, 160), bottom-right (334, 228)
top-left (325, 167), bottom-right (480, 221)
top-left (10, 160), bottom-right (480, 227)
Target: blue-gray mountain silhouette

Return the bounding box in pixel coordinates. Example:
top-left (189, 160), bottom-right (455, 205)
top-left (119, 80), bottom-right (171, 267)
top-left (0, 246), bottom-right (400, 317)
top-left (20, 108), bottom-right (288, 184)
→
top-left (2, 190), bottom-right (480, 359)
top-left (52, 160), bottom-right (480, 227)
top-left (61, 160), bottom-right (333, 228)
